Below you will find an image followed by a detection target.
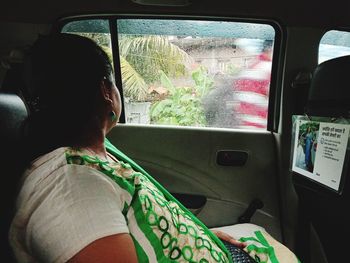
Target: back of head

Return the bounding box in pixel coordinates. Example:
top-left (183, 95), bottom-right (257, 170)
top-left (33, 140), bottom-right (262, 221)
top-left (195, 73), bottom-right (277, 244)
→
top-left (25, 33), bottom-right (113, 160)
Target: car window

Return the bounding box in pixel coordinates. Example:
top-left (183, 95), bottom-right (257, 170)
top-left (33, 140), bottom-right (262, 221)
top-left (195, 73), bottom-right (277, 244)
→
top-left (62, 18), bottom-right (276, 130)
top-left (319, 30), bottom-right (350, 64)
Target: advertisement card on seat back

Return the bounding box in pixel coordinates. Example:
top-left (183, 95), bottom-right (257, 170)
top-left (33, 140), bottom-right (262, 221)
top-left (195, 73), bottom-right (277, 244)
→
top-left (292, 116), bottom-right (350, 192)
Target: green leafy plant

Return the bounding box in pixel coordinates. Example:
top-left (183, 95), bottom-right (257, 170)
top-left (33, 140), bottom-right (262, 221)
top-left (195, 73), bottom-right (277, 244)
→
top-left (191, 66), bottom-right (214, 97)
top-left (150, 69), bottom-right (213, 126)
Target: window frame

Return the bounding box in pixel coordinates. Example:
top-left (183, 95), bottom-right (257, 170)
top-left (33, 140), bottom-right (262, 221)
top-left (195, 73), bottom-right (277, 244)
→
top-left (56, 14), bottom-right (283, 132)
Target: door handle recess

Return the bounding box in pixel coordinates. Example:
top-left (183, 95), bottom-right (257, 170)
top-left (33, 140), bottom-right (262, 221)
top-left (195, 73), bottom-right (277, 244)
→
top-left (216, 150), bottom-right (248, 166)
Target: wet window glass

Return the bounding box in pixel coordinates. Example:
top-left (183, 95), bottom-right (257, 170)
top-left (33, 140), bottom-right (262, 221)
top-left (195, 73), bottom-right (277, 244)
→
top-left (62, 19), bottom-right (276, 130)
top-left (319, 30), bottom-right (350, 64)
top-left (117, 19), bottom-right (275, 130)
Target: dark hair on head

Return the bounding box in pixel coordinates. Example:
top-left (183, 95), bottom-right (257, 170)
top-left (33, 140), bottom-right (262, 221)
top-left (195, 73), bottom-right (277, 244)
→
top-left (25, 33), bottom-right (113, 160)
top-left (30, 33), bottom-right (113, 111)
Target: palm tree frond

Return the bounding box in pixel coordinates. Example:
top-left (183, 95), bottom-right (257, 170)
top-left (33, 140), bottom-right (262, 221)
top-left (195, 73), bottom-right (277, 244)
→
top-left (119, 35), bottom-right (193, 72)
top-left (120, 56), bottom-right (148, 101)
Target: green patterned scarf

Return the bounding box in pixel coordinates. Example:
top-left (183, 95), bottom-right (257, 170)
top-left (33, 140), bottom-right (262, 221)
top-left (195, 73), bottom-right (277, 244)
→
top-left (64, 138), bottom-right (232, 263)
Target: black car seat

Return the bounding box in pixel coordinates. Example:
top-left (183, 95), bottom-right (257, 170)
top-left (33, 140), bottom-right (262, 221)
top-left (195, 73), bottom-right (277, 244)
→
top-left (293, 55), bottom-right (350, 263)
top-left (0, 93), bottom-right (28, 262)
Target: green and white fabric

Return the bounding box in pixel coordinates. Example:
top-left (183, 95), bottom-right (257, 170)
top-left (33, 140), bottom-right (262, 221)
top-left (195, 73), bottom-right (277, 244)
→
top-left (10, 147), bottom-right (130, 263)
top-left (212, 224), bottom-right (301, 263)
top-left (240, 230), bottom-right (301, 263)
top-left (65, 139), bottom-right (232, 263)
top-left (10, 139), bottom-right (300, 263)
top-left (104, 140), bottom-right (300, 263)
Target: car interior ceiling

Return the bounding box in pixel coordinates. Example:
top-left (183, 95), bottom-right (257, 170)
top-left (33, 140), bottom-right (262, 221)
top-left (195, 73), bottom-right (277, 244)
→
top-left (1, 1), bottom-right (350, 263)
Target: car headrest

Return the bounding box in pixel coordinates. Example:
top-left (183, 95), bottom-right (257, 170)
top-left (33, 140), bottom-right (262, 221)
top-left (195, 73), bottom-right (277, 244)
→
top-left (306, 55), bottom-right (350, 117)
top-left (0, 93), bottom-right (28, 144)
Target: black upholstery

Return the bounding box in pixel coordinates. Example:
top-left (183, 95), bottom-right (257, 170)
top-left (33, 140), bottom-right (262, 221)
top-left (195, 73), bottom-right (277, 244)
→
top-left (0, 93), bottom-right (28, 262)
top-left (306, 55), bottom-right (350, 117)
top-left (294, 56), bottom-right (350, 263)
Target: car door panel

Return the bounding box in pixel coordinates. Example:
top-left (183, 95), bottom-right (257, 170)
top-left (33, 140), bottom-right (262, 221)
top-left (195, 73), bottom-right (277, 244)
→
top-left (107, 125), bottom-right (282, 240)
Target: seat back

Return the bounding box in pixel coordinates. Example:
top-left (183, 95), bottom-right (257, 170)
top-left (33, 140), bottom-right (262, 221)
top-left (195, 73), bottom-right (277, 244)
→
top-left (0, 93), bottom-right (28, 262)
top-left (293, 56), bottom-right (350, 262)
top-left (306, 55), bottom-right (350, 117)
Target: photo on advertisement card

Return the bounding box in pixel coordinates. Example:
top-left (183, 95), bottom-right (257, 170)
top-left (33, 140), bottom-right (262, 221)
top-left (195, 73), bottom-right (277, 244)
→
top-left (292, 116), bottom-right (350, 192)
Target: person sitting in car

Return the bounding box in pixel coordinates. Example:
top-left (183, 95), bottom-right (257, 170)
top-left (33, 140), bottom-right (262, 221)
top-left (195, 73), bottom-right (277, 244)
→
top-left (9, 33), bottom-right (299, 263)
top-left (9, 33), bottom-right (247, 263)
